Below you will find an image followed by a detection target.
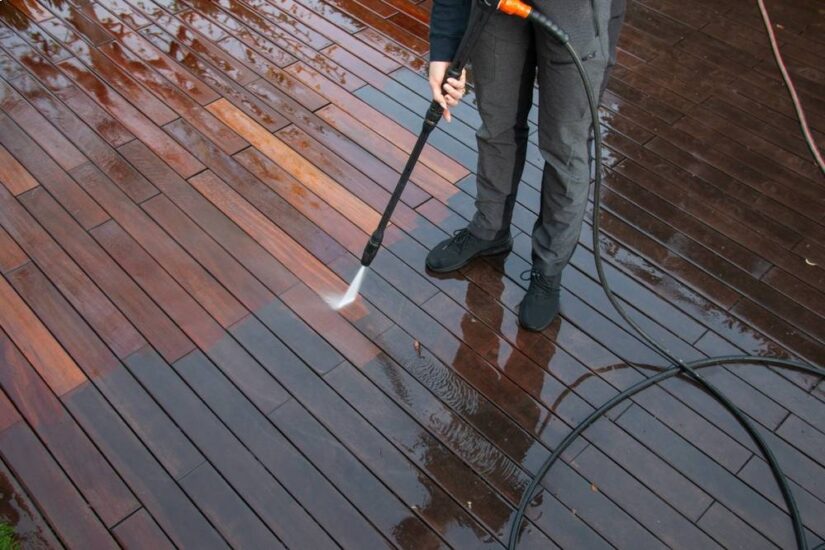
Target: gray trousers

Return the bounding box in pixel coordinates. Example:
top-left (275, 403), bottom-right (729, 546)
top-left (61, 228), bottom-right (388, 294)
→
top-left (468, 0), bottom-right (626, 276)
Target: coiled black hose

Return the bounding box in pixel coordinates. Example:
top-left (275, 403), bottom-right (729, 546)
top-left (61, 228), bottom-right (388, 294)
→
top-left (505, 31), bottom-right (825, 550)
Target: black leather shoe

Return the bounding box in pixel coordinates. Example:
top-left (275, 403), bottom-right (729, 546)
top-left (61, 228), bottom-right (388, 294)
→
top-left (425, 228), bottom-right (512, 273)
top-left (518, 269), bottom-right (562, 331)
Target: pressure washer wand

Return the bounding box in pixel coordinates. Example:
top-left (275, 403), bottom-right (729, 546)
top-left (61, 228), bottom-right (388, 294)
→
top-left (359, 87), bottom-right (457, 267)
top-left (360, 67), bottom-right (463, 267)
top-left (358, 1), bottom-right (494, 268)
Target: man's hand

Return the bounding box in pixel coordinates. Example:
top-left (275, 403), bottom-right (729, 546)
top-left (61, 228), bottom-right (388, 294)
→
top-left (429, 61), bottom-right (467, 123)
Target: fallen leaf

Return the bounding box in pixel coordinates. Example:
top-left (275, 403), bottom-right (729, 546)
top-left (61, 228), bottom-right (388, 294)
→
top-left (590, 483), bottom-right (598, 492)
top-left (413, 339), bottom-right (422, 356)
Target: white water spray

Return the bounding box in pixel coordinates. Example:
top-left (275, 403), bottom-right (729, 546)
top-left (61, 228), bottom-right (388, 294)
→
top-left (323, 265), bottom-right (368, 310)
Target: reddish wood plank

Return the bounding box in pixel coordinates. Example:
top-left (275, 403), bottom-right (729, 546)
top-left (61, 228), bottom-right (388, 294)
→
top-left (164, 117), bottom-right (347, 265)
top-left (208, 98), bottom-right (380, 232)
top-left (118, 139), bottom-right (298, 295)
top-left (0, 143), bottom-right (38, 196)
top-left (8, 72), bottom-right (159, 203)
top-left (315, 103), bottom-right (457, 202)
top-left (142, 193), bottom-right (276, 313)
top-left (285, 61), bottom-right (469, 183)
top-left (95, 39), bottom-right (249, 154)
top-left (138, 25), bottom-right (289, 131)
top-left (91, 219), bottom-right (228, 352)
top-left (234, 147), bottom-right (368, 255)
top-left (0, 79), bottom-right (88, 171)
top-left (126, 347), bottom-right (336, 549)
top-left (188, 169), bottom-right (368, 318)
top-left (70, 161), bottom-right (248, 329)
top-left (7, 0), bottom-right (52, 22)
top-left (176, 350), bottom-right (392, 549)
top-left (6, 261), bottom-right (203, 479)
top-left (105, 28), bottom-right (219, 105)
top-left (0, 274), bottom-right (86, 396)
top-left (54, 56), bottom-right (205, 177)
top-left (17, 186), bottom-right (190, 362)
top-left (0, 227), bottom-right (28, 273)
top-left (42, 17), bottom-right (177, 124)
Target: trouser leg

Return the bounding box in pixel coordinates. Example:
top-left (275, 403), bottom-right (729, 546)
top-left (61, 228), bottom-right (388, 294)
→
top-left (468, 11), bottom-right (536, 241)
top-left (531, 0), bottom-right (622, 277)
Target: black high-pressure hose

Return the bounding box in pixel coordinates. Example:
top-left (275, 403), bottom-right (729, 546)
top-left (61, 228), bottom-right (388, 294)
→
top-left (500, 4), bottom-right (825, 549)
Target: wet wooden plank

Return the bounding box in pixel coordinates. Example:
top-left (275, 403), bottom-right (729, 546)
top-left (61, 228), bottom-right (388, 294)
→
top-left (55, 53), bottom-right (205, 176)
top-left (70, 161), bottom-right (249, 329)
top-left (0, 268), bottom-right (86, 397)
top-left (112, 509), bottom-right (175, 550)
top-left (8, 72), bottom-right (159, 202)
top-left (7, 0), bottom-right (53, 22)
top-left (234, 147), bottom-right (368, 255)
top-left (0, 143), bottom-right (38, 196)
top-left (271, 399), bottom-right (447, 548)
top-left (0, 418), bottom-right (118, 549)
top-left (90, 219), bottom-right (228, 351)
top-left (231, 315), bottom-right (502, 548)
top-left (94, 39), bottom-right (249, 154)
top-left (0, 333), bottom-right (139, 527)
top-left (208, 98), bottom-right (380, 232)
top-left (6, 262), bottom-right (203, 480)
top-left (186, 169), bottom-right (363, 317)
top-left (139, 25), bottom-right (290, 131)
top-left (176, 350), bottom-right (393, 549)
top-left (246, 79), bottom-right (433, 207)
top-left (0, 227), bottom-right (28, 273)
top-left (119, 140), bottom-right (298, 295)
top-left (126, 347), bottom-right (338, 549)
top-left (142, 193), bottom-right (275, 312)
top-left (65, 383), bottom-right (227, 548)
top-left (178, 463), bottom-right (279, 549)
top-left (18, 186), bottom-right (190, 361)
top-left (0, 79), bottom-right (88, 171)
top-left (285, 61), bottom-right (469, 183)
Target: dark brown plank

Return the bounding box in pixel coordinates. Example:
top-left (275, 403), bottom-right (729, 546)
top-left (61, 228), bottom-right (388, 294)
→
top-left (0, 332), bottom-right (139, 527)
top-left (125, 347), bottom-right (338, 549)
top-left (112, 509), bottom-right (175, 550)
top-left (0, 417), bottom-right (118, 549)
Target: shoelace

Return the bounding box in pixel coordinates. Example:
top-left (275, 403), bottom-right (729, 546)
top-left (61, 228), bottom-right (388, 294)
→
top-left (520, 269), bottom-right (558, 296)
top-left (446, 228), bottom-right (472, 251)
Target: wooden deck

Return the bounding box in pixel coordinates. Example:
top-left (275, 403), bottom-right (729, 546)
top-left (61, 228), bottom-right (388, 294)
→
top-left (0, 0), bottom-right (823, 547)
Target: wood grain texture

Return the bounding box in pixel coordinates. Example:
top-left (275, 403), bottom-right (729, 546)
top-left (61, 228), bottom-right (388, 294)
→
top-left (208, 98), bottom-right (380, 232)
top-left (0, 0), bottom-right (823, 547)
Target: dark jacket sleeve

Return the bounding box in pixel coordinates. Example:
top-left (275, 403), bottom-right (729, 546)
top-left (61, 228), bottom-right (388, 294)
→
top-left (429, 0), bottom-right (472, 61)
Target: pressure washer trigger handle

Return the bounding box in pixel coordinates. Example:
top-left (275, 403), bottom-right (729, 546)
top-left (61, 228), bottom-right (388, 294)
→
top-left (445, 65), bottom-right (463, 83)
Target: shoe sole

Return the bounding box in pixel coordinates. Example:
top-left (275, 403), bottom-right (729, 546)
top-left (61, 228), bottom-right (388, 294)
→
top-left (517, 315), bottom-right (554, 333)
top-left (425, 241), bottom-right (513, 274)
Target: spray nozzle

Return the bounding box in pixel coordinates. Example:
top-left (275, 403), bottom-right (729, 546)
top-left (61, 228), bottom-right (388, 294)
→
top-left (360, 231), bottom-right (383, 266)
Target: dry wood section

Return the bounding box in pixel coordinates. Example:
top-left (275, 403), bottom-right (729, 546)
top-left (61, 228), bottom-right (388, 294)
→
top-left (0, 0), bottom-right (824, 548)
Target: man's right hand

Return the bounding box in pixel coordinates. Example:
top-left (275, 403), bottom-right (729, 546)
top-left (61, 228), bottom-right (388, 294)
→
top-left (429, 61), bottom-right (467, 123)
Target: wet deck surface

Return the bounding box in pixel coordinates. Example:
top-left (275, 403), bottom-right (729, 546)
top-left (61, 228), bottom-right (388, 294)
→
top-left (0, 0), bottom-right (823, 547)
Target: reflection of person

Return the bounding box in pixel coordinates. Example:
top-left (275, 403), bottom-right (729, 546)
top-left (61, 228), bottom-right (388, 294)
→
top-left (426, 0), bottom-right (627, 331)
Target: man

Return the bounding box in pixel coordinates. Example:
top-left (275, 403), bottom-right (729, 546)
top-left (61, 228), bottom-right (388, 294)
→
top-left (426, 0), bottom-right (627, 331)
